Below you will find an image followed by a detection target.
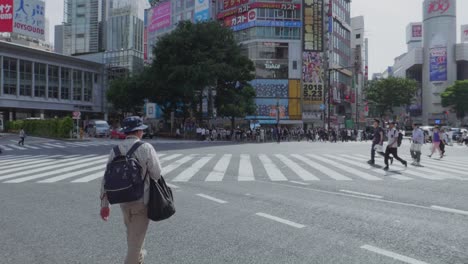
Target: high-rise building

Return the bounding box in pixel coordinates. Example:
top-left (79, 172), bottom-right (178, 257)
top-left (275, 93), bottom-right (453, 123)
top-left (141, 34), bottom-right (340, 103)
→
top-left (63, 0), bottom-right (100, 55)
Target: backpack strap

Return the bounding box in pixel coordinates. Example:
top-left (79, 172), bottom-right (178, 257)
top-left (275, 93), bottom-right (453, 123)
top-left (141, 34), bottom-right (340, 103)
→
top-left (126, 141), bottom-right (145, 158)
top-left (113, 146), bottom-right (122, 156)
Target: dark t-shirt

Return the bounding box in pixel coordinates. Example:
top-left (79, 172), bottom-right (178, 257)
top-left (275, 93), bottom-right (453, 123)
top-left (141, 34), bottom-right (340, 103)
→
top-left (373, 127), bottom-right (383, 144)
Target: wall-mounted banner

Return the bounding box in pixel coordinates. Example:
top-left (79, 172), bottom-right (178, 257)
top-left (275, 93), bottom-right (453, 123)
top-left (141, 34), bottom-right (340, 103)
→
top-left (429, 46), bottom-right (447, 82)
top-left (218, 2), bottom-right (301, 19)
top-left (224, 9), bottom-right (256, 27)
top-left (222, 0), bottom-right (249, 11)
top-left (13, 0), bottom-right (45, 40)
top-left (303, 0), bottom-right (324, 52)
top-left (302, 51), bottom-right (324, 104)
top-left (0, 0), bottom-right (14, 33)
top-left (231, 20), bottom-right (301, 31)
top-left (147, 1), bottom-right (171, 33)
top-left (194, 0), bottom-right (210, 22)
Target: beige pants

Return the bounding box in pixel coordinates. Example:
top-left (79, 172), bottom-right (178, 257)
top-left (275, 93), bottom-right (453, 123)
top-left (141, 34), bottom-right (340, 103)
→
top-left (120, 201), bottom-right (149, 264)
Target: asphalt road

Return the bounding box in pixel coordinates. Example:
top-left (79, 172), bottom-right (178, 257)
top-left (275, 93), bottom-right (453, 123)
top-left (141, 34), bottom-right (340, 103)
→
top-left (0, 134), bottom-right (467, 264)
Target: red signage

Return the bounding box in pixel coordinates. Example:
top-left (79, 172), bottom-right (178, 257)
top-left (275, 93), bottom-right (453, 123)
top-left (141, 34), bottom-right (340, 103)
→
top-left (0, 0), bottom-right (14, 33)
top-left (464, 30), bottom-right (468, 35)
top-left (218, 2), bottom-right (300, 19)
top-left (427, 0), bottom-right (450, 15)
top-left (412, 25), bottom-right (422, 38)
top-left (224, 9), bottom-right (256, 27)
top-left (223, 0), bottom-right (249, 10)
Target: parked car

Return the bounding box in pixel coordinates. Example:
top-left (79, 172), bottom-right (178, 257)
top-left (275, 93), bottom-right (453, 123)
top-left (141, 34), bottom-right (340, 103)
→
top-left (110, 128), bottom-right (126, 139)
top-left (86, 120), bottom-right (110, 137)
top-left (451, 128), bottom-right (468, 141)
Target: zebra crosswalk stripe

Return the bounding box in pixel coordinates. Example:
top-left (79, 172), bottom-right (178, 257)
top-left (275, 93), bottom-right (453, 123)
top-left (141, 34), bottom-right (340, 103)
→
top-left (310, 154), bottom-right (381, 181)
top-left (291, 154), bottom-right (352, 181)
top-left (162, 155), bottom-right (195, 175)
top-left (0, 155), bottom-right (51, 167)
top-left (0, 155), bottom-right (98, 181)
top-left (72, 170), bottom-right (105, 183)
top-left (238, 154), bottom-right (254, 181)
top-left (37, 144), bottom-right (54, 149)
top-left (7, 144), bottom-right (27, 150)
top-left (43, 143), bottom-right (65, 148)
top-left (1, 155), bottom-right (63, 171)
top-left (0, 145), bottom-right (14, 151)
top-left (398, 155), bottom-right (468, 180)
top-left (5, 156), bottom-right (108, 183)
top-left (206, 154), bottom-right (232, 182)
top-left (38, 164), bottom-right (108, 183)
top-left (341, 155), bottom-right (413, 180)
top-left (259, 154), bottom-right (288, 181)
top-left (160, 154), bottom-right (182, 162)
top-left (275, 154), bottom-right (320, 181)
top-left (172, 155), bottom-right (215, 182)
top-left (21, 145), bottom-right (40, 150)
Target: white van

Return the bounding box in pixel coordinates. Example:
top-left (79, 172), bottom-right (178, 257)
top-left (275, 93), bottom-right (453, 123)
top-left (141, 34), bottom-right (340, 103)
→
top-left (86, 120), bottom-right (110, 137)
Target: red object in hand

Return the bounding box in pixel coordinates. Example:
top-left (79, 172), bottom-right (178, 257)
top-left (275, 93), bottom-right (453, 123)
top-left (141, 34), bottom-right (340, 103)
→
top-left (100, 207), bottom-right (110, 221)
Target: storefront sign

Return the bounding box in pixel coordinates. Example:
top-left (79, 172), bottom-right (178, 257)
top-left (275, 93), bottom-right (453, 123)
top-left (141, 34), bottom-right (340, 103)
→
top-left (303, 0), bottom-right (324, 52)
top-left (427, 0), bottom-right (450, 14)
top-left (13, 0), bottom-right (45, 40)
top-left (231, 20), bottom-right (301, 31)
top-left (224, 9), bottom-right (256, 27)
top-left (264, 61), bottom-right (281, 69)
top-left (429, 46), bottom-right (447, 82)
top-left (424, 0), bottom-right (455, 20)
top-left (218, 2), bottom-right (300, 19)
top-left (222, 0), bottom-right (249, 10)
top-left (0, 0), bottom-right (14, 33)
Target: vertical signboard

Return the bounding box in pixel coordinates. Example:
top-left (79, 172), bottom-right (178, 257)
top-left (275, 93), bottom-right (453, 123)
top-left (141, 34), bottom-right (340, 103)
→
top-left (194, 0), bottom-right (210, 22)
top-left (462, 24), bottom-right (468, 43)
top-left (13, 0), bottom-right (45, 40)
top-left (429, 47), bottom-right (447, 82)
top-left (0, 0), bottom-right (14, 32)
top-left (147, 1), bottom-right (171, 33)
top-left (303, 0), bottom-right (323, 52)
top-left (302, 51), bottom-right (324, 104)
top-left (412, 24), bottom-right (422, 38)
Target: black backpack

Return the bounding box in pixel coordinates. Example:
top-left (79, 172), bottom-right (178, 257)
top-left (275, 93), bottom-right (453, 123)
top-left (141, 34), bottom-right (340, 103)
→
top-left (104, 141), bottom-right (146, 204)
top-left (397, 130), bottom-right (403, 147)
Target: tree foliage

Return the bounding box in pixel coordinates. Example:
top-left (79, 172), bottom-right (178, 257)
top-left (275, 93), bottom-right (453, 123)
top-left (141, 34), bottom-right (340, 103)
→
top-left (106, 71), bottom-right (150, 115)
top-left (441, 80), bottom-right (468, 119)
top-left (215, 83), bottom-right (257, 128)
top-left (365, 77), bottom-right (419, 117)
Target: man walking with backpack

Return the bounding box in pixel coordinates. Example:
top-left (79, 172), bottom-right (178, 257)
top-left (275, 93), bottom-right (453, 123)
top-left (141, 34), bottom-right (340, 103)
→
top-left (383, 122), bottom-right (407, 171)
top-left (99, 116), bottom-right (162, 264)
top-left (410, 123), bottom-right (424, 166)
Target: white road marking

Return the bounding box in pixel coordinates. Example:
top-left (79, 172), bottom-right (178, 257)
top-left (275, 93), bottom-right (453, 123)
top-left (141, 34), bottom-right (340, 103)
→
top-left (308, 154), bottom-right (382, 181)
top-left (0, 155), bottom-right (49, 166)
top-left (0, 155), bottom-right (99, 181)
top-left (37, 144), bottom-right (54, 149)
top-left (19, 145), bottom-right (40, 150)
top-left (38, 164), bottom-right (107, 183)
top-left (43, 143), bottom-right (65, 148)
top-left (343, 155), bottom-right (413, 180)
top-left (0, 145), bottom-right (14, 151)
top-left (160, 154), bottom-right (182, 162)
top-left (196, 193), bottom-right (227, 204)
top-left (339, 190), bottom-right (383, 199)
top-left (291, 154), bottom-right (352, 181)
top-left (258, 154), bottom-right (288, 181)
top-left (0, 156), bottom-right (63, 170)
top-left (289, 181), bottom-right (311, 186)
top-left (238, 154), bottom-right (255, 181)
top-left (430, 205), bottom-right (468, 216)
top-left (162, 155), bottom-right (195, 175)
top-left (255, 213), bottom-right (305, 229)
top-left (71, 171), bottom-right (105, 183)
top-left (5, 157), bottom-right (109, 183)
top-left (7, 144), bottom-right (27, 150)
top-left (172, 155), bottom-right (215, 182)
top-left (0, 154), bottom-right (15, 159)
top-left (206, 154), bottom-right (232, 182)
top-left (275, 154), bottom-right (319, 181)
top-left (361, 245), bottom-right (429, 264)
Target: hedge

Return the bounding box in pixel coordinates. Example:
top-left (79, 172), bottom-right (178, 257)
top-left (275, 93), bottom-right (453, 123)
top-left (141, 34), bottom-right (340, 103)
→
top-left (6, 117), bottom-right (74, 138)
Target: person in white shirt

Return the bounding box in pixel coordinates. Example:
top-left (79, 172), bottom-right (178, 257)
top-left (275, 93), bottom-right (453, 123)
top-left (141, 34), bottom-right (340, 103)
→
top-left (383, 122), bottom-right (407, 171)
top-left (410, 123), bottom-right (424, 166)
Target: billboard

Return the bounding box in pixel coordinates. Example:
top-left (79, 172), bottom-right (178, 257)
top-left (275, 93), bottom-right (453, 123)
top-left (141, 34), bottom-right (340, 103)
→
top-left (0, 0), bottom-right (14, 33)
top-left (231, 20), bottom-right (301, 31)
top-left (462, 24), bottom-right (468, 43)
top-left (429, 47), bottom-right (447, 82)
top-left (303, 0), bottom-right (324, 52)
top-left (12, 0), bottom-right (45, 40)
top-left (194, 0), bottom-right (209, 22)
top-left (412, 24), bottom-right (422, 38)
top-left (217, 2), bottom-right (300, 19)
top-left (147, 1), bottom-right (171, 33)
top-left (223, 9), bottom-right (256, 27)
top-left (222, 0), bottom-right (249, 10)
top-left (303, 51), bottom-right (324, 104)
top-left (423, 0), bottom-right (455, 20)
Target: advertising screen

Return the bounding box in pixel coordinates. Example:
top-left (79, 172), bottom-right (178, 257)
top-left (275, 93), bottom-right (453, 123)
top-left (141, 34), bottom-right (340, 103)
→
top-left (254, 98), bottom-right (289, 119)
top-left (250, 79), bottom-right (288, 98)
top-left (302, 51), bottom-right (324, 104)
top-left (194, 0), bottom-right (210, 22)
top-left (12, 0), bottom-right (45, 40)
top-left (303, 0), bottom-right (324, 52)
top-left (147, 1), bottom-right (171, 33)
top-left (217, 2), bottom-right (300, 19)
top-left (429, 47), bottom-right (447, 82)
top-left (0, 0), bottom-right (14, 33)
top-left (412, 24), bottom-right (422, 38)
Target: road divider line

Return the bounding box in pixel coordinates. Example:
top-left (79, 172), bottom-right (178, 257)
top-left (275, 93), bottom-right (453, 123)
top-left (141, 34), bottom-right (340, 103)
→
top-left (339, 190), bottom-right (383, 199)
top-left (289, 181), bottom-right (311, 186)
top-left (196, 194), bottom-right (227, 204)
top-left (255, 212), bottom-right (305, 229)
top-left (430, 205), bottom-right (468, 216)
top-left (360, 245), bottom-right (429, 264)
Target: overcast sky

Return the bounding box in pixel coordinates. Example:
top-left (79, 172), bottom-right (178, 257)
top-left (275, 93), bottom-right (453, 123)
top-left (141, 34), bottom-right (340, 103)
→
top-left (46, 0), bottom-right (468, 75)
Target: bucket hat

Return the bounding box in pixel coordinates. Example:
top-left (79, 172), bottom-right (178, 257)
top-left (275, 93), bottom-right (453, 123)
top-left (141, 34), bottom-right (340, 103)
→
top-left (122, 116), bottom-right (148, 133)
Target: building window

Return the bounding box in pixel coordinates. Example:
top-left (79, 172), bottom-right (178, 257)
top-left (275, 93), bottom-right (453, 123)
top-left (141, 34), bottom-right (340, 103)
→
top-left (83, 72), bottom-right (93, 102)
top-left (73, 70), bottom-right (82, 101)
top-left (3, 57), bottom-right (17, 95)
top-left (48, 65), bottom-right (59, 99)
top-left (293, 61), bottom-right (297, 70)
top-left (34, 63), bottom-right (46, 97)
top-left (61, 68), bottom-right (71, 100)
top-left (356, 34), bottom-right (361, 39)
top-left (19, 60), bottom-right (32, 96)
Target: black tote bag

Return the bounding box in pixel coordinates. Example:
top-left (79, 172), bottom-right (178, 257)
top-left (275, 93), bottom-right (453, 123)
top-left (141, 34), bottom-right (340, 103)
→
top-left (148, 176), bottom-right (175, 222)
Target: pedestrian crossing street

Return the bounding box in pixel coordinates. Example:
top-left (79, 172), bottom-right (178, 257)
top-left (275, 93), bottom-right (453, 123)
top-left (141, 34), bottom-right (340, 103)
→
top-left (0, 152), bottom-right (467, 184)
top-left (0, 140), bottom-right (119, 152)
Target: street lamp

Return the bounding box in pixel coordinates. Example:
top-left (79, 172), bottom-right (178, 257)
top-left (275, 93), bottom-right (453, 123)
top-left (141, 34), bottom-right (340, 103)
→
top-left (327, 66), bottom-right (355, 130)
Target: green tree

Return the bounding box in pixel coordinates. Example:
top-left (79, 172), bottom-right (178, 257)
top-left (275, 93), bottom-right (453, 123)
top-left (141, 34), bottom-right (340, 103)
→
top-left (365, 77), bottom-right (419, 118)
top-left (441, 80), bottom-right (468, 120)
top-left (106, 74), bottom-right (148, 116)
top-left (148, 20), bottom-right (256, 123)
top-left (216, 83), bottom-right (257, 129)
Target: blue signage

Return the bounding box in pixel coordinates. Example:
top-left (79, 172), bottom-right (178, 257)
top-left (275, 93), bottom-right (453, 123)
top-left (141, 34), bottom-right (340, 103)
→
top-left (429, 47), bottom-right (447, 82)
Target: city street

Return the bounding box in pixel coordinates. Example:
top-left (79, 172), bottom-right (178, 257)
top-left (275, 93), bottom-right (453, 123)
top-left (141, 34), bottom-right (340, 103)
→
top-left (0, 135), bottom-right (467, 264)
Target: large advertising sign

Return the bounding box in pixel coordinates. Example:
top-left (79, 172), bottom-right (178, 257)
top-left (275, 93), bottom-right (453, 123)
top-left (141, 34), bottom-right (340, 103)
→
top-left (0, 0), bottom-right (14, 33)
top-left (231, 20), bottom-right (301, 31)
top-left (12, 0), bottom-right (45, 40)
top-left (423, 0), bottom-right (455, 20)
top-left (303, 0), bottom-right (324, 52)
top-left (462, 24), bottom-right (468, 43)
top-left (224, 9), bottom-right (256, 27)
top-left (194, 0), bottom-right (209, 22)
top-left (303, 51), bottom-right (324, 104)
top-left (412, 24), bottom-right (422, 38)
top-left (147, 1), bottom-right (171, 33)
top-left (248, 79), bottom-right (289, 120)
top-left (222, 0), bottom-right (249, 11)
top-left (429, 47), bottom-right (447, 82)
top-left (217, 2), bottom-right (300, 19)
